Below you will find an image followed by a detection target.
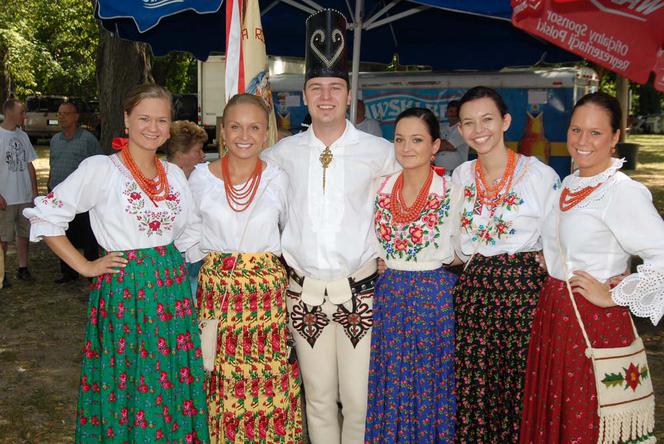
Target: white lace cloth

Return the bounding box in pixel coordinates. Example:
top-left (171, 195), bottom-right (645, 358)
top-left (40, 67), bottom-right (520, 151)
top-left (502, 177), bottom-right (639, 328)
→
top-left (560, 158), bottom-right (624, 210)
top-left (612, 264), bottom-right (664, 325)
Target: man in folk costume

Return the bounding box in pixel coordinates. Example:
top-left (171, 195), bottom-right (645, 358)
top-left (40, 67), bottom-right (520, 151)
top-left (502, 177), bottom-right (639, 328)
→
top-left (262, 9), bottom-right (399, 444)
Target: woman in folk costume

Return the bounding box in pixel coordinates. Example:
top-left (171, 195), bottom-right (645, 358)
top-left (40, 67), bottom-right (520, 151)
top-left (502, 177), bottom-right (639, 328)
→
top-left (451, 86), bottom-right (560, 443)
top-left (365, 107), bottom-right (463, 443)
top-left (177, 93), bottom-right (302, 443)
top-left (520, 92), bottom-right (661, 443)
top-left (24, 84), bottom-right (209, 443)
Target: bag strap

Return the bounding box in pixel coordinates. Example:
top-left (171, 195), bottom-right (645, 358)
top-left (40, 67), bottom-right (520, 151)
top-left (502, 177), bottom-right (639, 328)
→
top-left (554, 211), bottom-right (638, 359)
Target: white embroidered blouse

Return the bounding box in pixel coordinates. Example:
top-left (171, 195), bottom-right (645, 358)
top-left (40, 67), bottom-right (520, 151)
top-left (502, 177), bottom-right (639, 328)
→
top-left (451, 154), bottom-right (560, 258)
top-left (373, 172), bottom-right (463, 271)
top-left (542, 158), bottom-right (664, 325)
top-left (23, 154), bottom-right (192, 250)
top-left (176, 161), bottom-right (288, 262)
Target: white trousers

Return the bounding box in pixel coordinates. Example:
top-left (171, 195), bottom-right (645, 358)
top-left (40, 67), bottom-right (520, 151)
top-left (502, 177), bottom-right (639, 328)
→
top-left (286, 267), bottom-right (375, 444)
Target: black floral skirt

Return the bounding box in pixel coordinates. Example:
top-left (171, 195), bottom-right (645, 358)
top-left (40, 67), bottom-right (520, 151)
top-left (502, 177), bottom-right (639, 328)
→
top-left (453, 252), bottom-right (547, 444)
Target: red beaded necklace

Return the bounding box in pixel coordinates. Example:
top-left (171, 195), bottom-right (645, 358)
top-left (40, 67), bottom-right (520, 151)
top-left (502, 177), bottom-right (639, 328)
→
top-left (120, 146), bottom-right (170, 204)
top-left (221, 155), bottom-right (262, 212)
top-left (389, 168), bottom-right (433, 224)
top-left (475, 149), bottom-right (517, 207)
top-left (559, 183), bottom-right (603, 212)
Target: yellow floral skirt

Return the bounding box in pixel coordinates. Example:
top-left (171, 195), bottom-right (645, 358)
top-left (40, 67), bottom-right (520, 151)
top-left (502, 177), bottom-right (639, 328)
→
top-left (197, 252), bottom-right (303, 443)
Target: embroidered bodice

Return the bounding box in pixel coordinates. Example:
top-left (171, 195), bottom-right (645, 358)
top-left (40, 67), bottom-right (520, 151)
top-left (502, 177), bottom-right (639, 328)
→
top-left (24, 154), bottom-right (192, 251)
top-left (452, 155), bottom-right (560, 258)
top-left (373, 172), bottom-right (463, 271)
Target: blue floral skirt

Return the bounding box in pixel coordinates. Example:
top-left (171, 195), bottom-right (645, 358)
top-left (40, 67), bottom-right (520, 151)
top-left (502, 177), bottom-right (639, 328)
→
top-left (365, 267), bottom-right (457, 444)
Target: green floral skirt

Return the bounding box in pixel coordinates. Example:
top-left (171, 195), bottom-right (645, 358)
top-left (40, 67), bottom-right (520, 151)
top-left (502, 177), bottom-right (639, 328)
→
top-left (75, 243), bottom-right (209, 443)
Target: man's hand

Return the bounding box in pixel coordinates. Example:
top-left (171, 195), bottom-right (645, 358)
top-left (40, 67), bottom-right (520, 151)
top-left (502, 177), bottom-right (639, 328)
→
top-left (0, 194), bottom-right (6, 210)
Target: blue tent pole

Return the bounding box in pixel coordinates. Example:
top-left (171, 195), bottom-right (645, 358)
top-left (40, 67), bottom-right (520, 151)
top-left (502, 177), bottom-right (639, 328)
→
top-left (349, 0), bottom-right (363, 124)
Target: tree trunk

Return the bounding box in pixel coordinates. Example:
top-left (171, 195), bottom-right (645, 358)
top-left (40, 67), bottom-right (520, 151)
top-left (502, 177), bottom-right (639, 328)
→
top-left (0, 46), bottom-right (12, 103)
top-left (96, 25), bottom-right (153, 153)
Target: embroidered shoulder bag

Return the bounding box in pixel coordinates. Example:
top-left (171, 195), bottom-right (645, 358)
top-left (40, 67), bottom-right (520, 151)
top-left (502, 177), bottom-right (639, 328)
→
top-left (556, 215), bottom-right (655, 443)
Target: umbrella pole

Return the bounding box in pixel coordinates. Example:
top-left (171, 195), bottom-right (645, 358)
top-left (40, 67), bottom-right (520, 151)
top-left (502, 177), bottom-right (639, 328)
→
top-left (616, 75), bottom-right (629, 143)
top-left (349, 0), bottom-right (364, 125)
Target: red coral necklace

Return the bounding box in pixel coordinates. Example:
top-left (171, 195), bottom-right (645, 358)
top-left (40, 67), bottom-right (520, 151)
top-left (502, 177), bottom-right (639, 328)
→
top-left (389, 168), bottom-right (433, 224)
top-left (221, 155), bottom-right (262, 212)
top-left (120, 145), bottom-right (170, 204)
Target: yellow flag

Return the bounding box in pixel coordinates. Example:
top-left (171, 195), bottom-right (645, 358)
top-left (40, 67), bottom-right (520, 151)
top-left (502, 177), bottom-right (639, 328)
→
top-left (242, 0), bottom-right (278, 146)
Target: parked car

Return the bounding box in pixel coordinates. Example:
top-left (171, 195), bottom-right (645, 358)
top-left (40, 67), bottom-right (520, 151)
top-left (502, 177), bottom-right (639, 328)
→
top-left (24, 95), bottom-right (100, 143)
top-left (24, 95), bottom-right (67, 143)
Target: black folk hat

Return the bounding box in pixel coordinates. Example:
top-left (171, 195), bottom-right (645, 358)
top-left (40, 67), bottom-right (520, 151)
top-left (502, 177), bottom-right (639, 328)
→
top-left (305, 9), bottom-right (349, 83)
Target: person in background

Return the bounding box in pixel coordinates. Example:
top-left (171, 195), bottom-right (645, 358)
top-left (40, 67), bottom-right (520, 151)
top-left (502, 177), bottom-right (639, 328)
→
top-left (434, 100), bottom-right (468, 175)
top-left (365, 107), bottom-right (462, 443)
top-left (178, 93), bottom-right (302, 443)
top-left (354, 99), bottom-right (383, 137)
top-left (49, 101), bottom-right (103, 284)
top-left (451, 86), bottom-right (559, 442)
top-left (24, 84), bottom-right (208, 442)
top-left (520, 92), bottom-right (662, 443)
top-left (163, 120), bottom-right (207, 178)
top-left (262, 9), bottom-right (399, 444)
top-left (0, 99), bottom-right (37, 287)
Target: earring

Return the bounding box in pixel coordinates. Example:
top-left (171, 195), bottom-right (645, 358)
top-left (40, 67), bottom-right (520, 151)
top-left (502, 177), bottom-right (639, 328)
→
top-left (124, 128), bottom-right (128, 135)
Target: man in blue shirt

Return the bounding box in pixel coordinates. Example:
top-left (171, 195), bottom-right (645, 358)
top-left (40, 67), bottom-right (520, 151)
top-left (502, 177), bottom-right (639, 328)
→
top-left (49, 101), bottom-right (103, 283)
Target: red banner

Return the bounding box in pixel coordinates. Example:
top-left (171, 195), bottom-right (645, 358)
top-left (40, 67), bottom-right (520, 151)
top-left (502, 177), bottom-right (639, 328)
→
top-left (512, 0), bottom-right (664, 91)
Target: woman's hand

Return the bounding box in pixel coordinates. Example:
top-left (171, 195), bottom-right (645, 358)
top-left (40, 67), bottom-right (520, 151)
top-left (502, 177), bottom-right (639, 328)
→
top-left (377, 258), bottom-right (386, 275)
top-left (80, 253), bottom-right (128, 277)
top-left (569, 270), bottom-right (615, 308)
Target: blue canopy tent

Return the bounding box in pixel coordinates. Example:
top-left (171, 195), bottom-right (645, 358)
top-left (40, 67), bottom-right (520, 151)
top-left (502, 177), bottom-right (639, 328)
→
top-left (96, 0), bottom-right (578, 117)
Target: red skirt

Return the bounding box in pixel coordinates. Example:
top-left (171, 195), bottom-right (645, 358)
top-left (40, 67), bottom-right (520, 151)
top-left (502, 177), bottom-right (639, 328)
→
top-left (519, 276), bottom-right (635, 444)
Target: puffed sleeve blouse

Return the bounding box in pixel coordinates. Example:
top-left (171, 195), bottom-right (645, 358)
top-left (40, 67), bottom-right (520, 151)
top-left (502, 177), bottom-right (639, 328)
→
top-left (373, 172), bottom-right (463, 271)
top-left (542, 158), bottom-right (664, 325)
top-left (452, 154), bottom-right (560, 258)
top-left (175, 161), bottom-right (289, 262)
top-left (23, 154), bottom-right (193, 250)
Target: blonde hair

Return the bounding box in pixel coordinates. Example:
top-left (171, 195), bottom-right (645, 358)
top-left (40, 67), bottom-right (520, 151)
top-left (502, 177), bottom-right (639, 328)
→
top-left (123, 84), bottom-right (173, 116)
top-left (221, 93), bottom-right (269, 125)
top-left (164, 120), bottom-right (208, 160)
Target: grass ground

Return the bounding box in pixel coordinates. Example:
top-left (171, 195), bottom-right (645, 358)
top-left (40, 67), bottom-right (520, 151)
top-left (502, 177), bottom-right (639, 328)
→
top-left (0, 139), bottom-right (662, 442)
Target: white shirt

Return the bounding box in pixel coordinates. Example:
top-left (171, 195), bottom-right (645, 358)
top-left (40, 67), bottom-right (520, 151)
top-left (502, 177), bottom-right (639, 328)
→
top-left (374, 172), bottom-right (463, 271)
top-left (355, 118), bottom-right (383, 138)
top-left (434, 122), bottom-right (468, 174)
top-left (262, 120), bottom-right (400, 280)
top-left (24, 154), bottom-right (193, 251)
top-left (542, 159), bottom-right (664, 325)
top-left (452, 155), bottom-right (560, 258)
top-left (176, 161), bottom-right (288, 262)
top-left (0, 127), bottom-right (37, 205)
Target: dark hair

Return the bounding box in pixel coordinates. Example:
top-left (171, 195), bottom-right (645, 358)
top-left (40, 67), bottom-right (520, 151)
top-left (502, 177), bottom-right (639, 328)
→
top-left (164, 120), bottom-right (208, 161)
top-left (123, 84), bottom-right (173, 116)
top-left (572, 91), bottom-right (621, 133)
top-left (222, 93), bottom-right (269, 125)
top-left (2, 99), bottom-right (22, 114)
top-left (60, 101), bottom-right (79, 113)
top-left (459, 86), bottom-right (509, 117)
top-left (447, 100), bottom-right (460, 111)
top-left (395, 107), bottom-right (441, 141)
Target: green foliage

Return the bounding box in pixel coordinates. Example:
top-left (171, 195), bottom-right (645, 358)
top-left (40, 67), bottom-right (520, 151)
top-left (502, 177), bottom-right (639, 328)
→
top-left (152, 52), bottom-right (197, 94)
top-left (0, 0), bottom-right (99, 98)
top-left (601, 372), bottom-right (625, 388)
